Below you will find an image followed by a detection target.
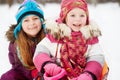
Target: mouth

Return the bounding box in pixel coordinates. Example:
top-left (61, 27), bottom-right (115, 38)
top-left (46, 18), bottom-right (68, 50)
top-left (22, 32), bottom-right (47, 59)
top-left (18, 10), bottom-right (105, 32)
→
top-left (73, 24), bottom-right (81, 27)
top-left (28, 26), bottom-right (37, 30)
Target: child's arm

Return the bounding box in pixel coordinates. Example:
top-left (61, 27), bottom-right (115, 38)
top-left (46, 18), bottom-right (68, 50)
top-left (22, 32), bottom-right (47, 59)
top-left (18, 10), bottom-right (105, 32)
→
top-left (80, 37), bottom-right (105, 80)
top-left (33, 37), bottom-right (67, 79)
top-left (33, 53), bottom-right (66, 80)
top-left (8, 42), bottom-right (20, 68)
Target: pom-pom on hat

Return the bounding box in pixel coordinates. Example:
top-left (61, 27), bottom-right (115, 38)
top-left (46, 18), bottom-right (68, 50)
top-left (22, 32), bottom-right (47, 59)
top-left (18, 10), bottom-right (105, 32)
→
top-left (14, 0), bottom-right (44, 38)
top-left (57, 0), bottom-right (89, 24)
top-left (16, 0), bottom-right (44, 23)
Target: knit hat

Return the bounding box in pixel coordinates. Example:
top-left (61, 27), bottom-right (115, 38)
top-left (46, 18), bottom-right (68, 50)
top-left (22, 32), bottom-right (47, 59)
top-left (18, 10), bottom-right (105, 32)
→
top-left (57, 0), bottom-right (89, 24)
top-left (14, 0), bottom-right (44, 38)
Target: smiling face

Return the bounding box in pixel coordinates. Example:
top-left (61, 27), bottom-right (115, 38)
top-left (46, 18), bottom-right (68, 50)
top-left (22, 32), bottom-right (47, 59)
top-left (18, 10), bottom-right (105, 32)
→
top-left (65, 8), bottom-right (87, 32)
top-left (22, 15), bottom-right (42, 37)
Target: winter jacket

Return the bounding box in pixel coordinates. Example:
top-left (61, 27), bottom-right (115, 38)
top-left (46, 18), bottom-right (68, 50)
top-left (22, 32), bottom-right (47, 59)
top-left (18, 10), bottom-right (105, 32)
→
top-left (0, 41), bottom-right (36, 80)
top-left (33, 22), bottom-right (105, 80)
top-left (0, 25), bottom-right (37, 80)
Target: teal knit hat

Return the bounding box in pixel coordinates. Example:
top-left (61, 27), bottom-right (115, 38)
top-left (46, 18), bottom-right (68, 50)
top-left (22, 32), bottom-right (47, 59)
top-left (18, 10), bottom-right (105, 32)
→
top-left (14, 0), bottom-right (44, 38)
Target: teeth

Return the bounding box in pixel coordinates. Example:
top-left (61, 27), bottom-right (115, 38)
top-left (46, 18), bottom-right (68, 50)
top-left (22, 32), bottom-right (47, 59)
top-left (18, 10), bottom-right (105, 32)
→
top-left (73, 24), bottom-right (81, 27)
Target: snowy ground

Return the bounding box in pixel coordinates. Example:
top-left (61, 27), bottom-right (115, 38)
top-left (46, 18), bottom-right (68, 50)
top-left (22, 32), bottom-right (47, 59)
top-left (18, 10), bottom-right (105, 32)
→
top-left (0, 3), bottom-right (120, 80)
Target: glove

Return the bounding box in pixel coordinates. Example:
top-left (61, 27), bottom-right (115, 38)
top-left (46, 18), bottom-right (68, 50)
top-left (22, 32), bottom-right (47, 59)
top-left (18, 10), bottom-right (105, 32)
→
top-left (71, 77), bottom-right (78, 80)
top-left (44, 63), bottom-right (62, 76)
top-left (44, 68), bottom-right (67, 80)
top-left (77, 72), bottom-right (93, 80)
top-left (45, 20), bottom-right (71, 40)
top-left (31, 68), bottom-right (38, 79)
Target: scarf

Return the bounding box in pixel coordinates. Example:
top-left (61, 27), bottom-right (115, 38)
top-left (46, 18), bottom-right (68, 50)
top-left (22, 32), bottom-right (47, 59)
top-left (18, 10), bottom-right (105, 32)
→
top-left (60, 31), bottom-right (88, 79)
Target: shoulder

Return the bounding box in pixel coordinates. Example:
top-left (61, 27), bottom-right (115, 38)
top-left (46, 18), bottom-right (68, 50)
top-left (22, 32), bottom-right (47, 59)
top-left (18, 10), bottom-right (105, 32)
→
top-left (37, 35), bottom-right (58, 47)
top-left (87, 37), bottom-right (99, 45)
top-left (8, 42), bottom-right (16, 52)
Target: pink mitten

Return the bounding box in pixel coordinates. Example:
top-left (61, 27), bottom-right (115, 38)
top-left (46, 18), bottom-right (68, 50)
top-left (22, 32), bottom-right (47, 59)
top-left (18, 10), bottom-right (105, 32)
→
top-left (44, 68), bottom-right (67, 80)
top-left (71, 77), bottom-right (78, 80)
top-left (77, 72), bottom-right (93, 80)
top-left (44, 63), bottom-right (62, 76)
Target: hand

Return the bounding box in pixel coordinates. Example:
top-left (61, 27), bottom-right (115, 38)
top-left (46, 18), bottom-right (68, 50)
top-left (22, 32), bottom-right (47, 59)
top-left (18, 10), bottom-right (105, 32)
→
top-left (44, 63), bottom-right (62, 76)
top-left (77, 72), bottom-right (93, 80)
top-left (45, 20), bottom-right (71, 40)
top-left (71, 77), bottom-right (78, 80)
top-left (44, 68), bottom-right (67, 80)
top-left (31, 68), bottom-right (38, 78)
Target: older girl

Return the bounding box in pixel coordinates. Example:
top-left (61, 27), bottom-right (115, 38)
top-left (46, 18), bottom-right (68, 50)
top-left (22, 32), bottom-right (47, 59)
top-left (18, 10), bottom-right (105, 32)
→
top-left (0, 0), bottom-right (45, 80)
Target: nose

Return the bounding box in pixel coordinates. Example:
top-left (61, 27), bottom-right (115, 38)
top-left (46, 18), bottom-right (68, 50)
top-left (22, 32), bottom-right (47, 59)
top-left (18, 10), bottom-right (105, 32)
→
top-left (31, 19), bottom-right (35, 24)
top-left (74, 17), bottom-right (81, 24)
top-left (29, 19), bottom-right (35, 26)
top-left (75, 16), bottom-right (81, 21)
top-left (27, 19), bottom-right (35, 29)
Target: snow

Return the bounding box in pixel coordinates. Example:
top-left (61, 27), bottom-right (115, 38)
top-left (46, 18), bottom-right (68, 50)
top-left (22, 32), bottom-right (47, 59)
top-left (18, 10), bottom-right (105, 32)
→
top-left (0, 2), bottom-right (120, 80)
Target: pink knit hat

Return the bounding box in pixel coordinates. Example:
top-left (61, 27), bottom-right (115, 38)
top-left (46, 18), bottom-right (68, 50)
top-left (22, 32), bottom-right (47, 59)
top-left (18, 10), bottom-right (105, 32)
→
top-left (57, 0), bottom-right (89, 24)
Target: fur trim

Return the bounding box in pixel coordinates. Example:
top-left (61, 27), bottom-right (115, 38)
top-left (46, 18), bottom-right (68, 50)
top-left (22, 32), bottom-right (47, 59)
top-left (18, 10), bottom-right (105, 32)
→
top-left (6, 24), bottom-right (16, 42)
top-left (45, 20), bottom-right (101, 40)
top-left (59, 23), bottom-right (71, 38)
top-left (80, 21), bottom-right (101, 39)
top-left (45, 20), bottom-right (71, 39)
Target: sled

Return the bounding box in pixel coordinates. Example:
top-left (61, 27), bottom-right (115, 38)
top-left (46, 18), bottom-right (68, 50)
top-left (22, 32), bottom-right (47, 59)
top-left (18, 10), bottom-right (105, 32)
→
top-left (100, 61), bottom-right (109, 80)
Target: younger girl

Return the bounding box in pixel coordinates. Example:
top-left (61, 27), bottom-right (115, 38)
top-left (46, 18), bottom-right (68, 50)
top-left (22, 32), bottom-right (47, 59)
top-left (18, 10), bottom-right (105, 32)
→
top-left (0, 0), bottom-right (45, 80)
top-left (33, 0), bottom-right (108, 80)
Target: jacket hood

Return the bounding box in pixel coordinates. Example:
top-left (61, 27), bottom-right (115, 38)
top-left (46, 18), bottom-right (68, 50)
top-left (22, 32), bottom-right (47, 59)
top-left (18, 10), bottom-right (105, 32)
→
top-left (45, 20), bottom-right (101, 40)
top-left (6, 24), bottom-right (16, 42)
top-left (80, 20), bottom-right (102, 39)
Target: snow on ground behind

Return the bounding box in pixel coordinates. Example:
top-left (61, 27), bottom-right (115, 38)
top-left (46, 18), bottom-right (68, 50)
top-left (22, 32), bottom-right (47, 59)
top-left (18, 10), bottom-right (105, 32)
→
top-left (0, 3), bottom-right (120, 80)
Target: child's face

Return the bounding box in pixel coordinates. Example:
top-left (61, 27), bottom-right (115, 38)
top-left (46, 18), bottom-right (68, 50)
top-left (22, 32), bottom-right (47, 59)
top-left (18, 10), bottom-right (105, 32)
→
top-left (65, 8), bottom-right (87, 32)
top-left (22, 15), bottom-right (42, 37)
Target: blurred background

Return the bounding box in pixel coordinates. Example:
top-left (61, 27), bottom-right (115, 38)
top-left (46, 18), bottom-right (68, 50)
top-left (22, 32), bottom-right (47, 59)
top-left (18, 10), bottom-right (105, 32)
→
top-left (0, 0), bottom-right (120, 7)
top-left (0, 0), bottom-right (120, 80)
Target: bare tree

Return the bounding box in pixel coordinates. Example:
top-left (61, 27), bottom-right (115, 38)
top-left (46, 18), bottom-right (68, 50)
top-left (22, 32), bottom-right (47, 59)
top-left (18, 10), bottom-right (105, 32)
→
top-left (7, 0), bottom-right (13, 7)
top-left (0, 0), bottom-right (120, 7)
top-left (118, 0), bottom-right (120, 6)
top-left (86, 0), bottom-right (99, 6)
top-left (0, 0), bottom-right (6, 4)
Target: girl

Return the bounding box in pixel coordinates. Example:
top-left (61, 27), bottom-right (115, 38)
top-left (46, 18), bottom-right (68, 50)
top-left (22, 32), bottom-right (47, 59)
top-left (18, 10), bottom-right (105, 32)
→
top-left (33, 0), bottom-right (108, 80)
top-left (0, 0), bottom-right (45, 80)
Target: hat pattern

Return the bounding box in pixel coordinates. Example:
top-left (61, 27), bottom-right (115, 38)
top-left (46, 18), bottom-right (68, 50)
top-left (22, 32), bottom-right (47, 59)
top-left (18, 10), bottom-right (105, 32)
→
top-left (16, 0), bottom-right (44, 23)
top-left (14, 0), bottom-right (44, 38)
top-left (57, 0), bottom-right (89, 24)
